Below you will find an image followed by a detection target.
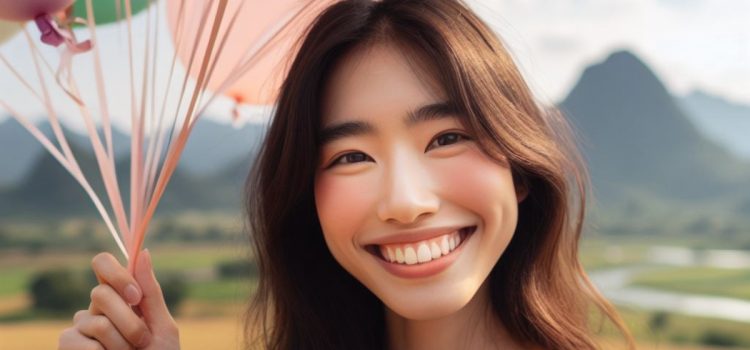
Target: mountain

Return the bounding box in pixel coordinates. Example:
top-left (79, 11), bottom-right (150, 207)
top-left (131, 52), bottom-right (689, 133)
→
top-left (0, 141), bottom-right (190, 219)
top-left (0, 148), bottom-right (251, 220)
top-left (0, 117), bottom-right (268, 187)
top-left (0, 119), bottom-right (130, 187)
top-left (559, 50), bottom-right (750, 203)
top-left (0, 116), bottom-right (266, 218)
top-left (0, 119), bottom-right (44, 187)
top-left (4, 50), bottom-right (749, 230)
top-left (181, 118), bottom-right (266, 177)
top-left (679, 90), bottom-right (750, 160)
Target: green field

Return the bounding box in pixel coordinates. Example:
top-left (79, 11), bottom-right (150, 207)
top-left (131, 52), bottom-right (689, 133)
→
top-left (0, 242), bottom-right (254, 322)
top-left (631, 267), bottom-right (750, 300)
top-left (2, 231), bottom-right (750, 349)
top-left (580, 234), bottom-right (750, 301)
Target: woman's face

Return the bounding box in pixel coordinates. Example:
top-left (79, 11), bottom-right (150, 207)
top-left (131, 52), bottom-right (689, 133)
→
top-left (314, 43), bottom-right (524, 320)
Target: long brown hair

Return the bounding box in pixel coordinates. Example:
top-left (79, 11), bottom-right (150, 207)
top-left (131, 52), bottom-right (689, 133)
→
top-left (245, 0), bottom-right (635, 349)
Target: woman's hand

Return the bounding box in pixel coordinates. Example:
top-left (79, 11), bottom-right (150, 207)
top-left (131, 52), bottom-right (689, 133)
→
top-left (58, 249), bottom-right (180, 350)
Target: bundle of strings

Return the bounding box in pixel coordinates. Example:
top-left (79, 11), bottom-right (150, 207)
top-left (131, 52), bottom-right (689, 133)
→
top-left (0, 0), bottom-right (322, 273)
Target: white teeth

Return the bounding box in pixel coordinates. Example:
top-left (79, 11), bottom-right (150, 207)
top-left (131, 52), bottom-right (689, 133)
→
top-left (378, 228), bottom-right (473, 265)
top-left (417, 243), bottom-right (432, 263)
top-left (430, 242), bottom-right (442, 259)
top-left (395, 248), bottom-right (405, 263)
top-left (380, 246), bottom-right (389, 262)
top-left (441, 236), bottom-right (450, 255)
top-left (404, 247), bottom-right (418, 265)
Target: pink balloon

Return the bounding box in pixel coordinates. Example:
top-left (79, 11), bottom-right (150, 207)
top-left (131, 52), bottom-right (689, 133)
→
top-left (0, 0), bottom-right (74, 22)
top-left (166, 0), bottom-right (332, 106)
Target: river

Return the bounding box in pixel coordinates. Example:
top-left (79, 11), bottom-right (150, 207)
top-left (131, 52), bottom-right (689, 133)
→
top-left (588, 246), bottom-right (750, 323)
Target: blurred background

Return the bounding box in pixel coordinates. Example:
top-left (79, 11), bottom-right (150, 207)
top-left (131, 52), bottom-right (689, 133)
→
top-left (1, 0), bottom-right (749, 349)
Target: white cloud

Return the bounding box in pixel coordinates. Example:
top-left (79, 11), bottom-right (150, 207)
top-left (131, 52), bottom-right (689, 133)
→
top-left (468, 0), bottom-right (750, 104)
top-left (1, 0), bottom-right (748, 133)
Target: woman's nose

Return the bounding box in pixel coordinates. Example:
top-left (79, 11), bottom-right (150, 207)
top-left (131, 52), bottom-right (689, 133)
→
top-left (376, 151), bottom-right (440, 224)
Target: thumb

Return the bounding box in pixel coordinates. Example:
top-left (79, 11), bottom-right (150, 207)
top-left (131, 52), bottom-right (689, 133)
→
top-left (134, 249), bottom-right (174, 327)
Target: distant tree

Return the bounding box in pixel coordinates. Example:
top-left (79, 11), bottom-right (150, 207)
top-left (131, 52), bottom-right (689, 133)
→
top-left (699, 329), bottom-right (742, 347)
top-left (0, 226), bottom-right (7, 245)
top-left (84, 239), bottom-right (108, 253)
top-left (685, 217), bottom-right (713, 235)
top-left (720, 224), bottom-right (740, 236)
top-left (25, 240), bottom-right (45, 255)
top-left (668, 331), bottom-right (690, 344)
top-left (648, 311), bottom-right (669, 334)
top-left (179, 226), bottom-right (199, 241)
top-left (205, 226), bottom-right (223, 241)
top-left (29, 269), bottom-right (94, 313)
top-left (155, 219), bottom-right (178, 242)
top-left (28, 268), bottom-right (187, 316)
top-left (157, 272), bottom-right (188, 315)
top-left (217, 259), bottom-right (258, 279)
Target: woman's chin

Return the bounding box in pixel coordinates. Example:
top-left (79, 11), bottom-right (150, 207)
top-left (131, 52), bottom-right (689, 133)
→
top-left (382, 288), bottom-right (476, 321)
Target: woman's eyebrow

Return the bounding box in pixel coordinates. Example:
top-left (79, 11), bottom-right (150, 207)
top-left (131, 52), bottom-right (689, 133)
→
top-left (405, 101), bottom-right (458, 126)
top-left (319, 101), bottom-right (457, 146)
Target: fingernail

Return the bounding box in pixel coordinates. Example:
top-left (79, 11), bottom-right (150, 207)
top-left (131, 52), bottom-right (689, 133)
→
top-left (124, 284), bottom-right (141, 305)
top-left (137, 331), bottom-right (152, 347)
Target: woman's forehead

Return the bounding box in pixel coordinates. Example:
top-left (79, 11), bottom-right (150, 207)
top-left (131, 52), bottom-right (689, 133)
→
top-left (320, 42), bottom-right (446, 127)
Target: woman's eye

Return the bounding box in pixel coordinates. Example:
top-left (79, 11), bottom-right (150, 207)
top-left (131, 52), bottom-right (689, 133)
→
top-left (331, 152), bottom-right (372, 167)
top-left (427, 132), bottom-right (469, 151)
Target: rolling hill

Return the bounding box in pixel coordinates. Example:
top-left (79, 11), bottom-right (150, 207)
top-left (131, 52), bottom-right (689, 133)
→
top-left (559, 50), bottom-right (750, 203)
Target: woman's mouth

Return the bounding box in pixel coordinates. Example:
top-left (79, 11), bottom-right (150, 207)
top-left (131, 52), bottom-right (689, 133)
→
top-left (367, 226), bottom-right (476, 265)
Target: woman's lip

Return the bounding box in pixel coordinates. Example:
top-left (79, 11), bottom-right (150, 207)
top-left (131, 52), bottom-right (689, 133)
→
top-left (366, 226), bottom-right (475, 259)
top-left (365, 225), bottom-right (471, 246)
top-left (371, 226), bottom-right (476, 279)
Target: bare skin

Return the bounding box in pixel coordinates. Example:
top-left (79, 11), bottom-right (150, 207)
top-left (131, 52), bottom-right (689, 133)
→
top-left (385, 280), bottom-right (524, 350)
top-left (317, 42), bottom-right (529, 350)
top-left (386, 283), bottom-right (524, 350)
top-left (57, 250), bottom-right (180, 350)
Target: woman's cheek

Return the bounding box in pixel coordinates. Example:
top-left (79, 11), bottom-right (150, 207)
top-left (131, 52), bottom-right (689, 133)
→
top-left (433, 148), bottom-right (517, 227)
top-left (314, 173), bottom-right (378, 245)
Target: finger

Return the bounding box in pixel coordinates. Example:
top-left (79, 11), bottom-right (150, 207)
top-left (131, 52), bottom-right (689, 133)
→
top-left (59, 327), bottom-right (105, 350)
top-left (91, 252), bottom-right (143, 305)
top-left (73, 310), bottom-right (88, 324)
top-left (89, 284), bottom-right (151, 347)
top-left (134, 249), bottom-right (175, 327)
top-left (77, 315), bottom-right (135, 350)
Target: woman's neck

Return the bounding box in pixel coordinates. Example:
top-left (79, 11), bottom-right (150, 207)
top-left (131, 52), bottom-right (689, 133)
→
top-left (385, 281), bottom-right (524, 350)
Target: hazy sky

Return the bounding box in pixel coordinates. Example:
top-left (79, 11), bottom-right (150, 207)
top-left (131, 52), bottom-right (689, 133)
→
top-left (469, 0), bottom-right (750, 106)
top-left (0, 0), bottom-right (747, 132)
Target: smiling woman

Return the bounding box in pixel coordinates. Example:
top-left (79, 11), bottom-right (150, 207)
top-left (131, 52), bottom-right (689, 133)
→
top-left (315, 42), bottom-right (524, 327)
top-left (56, 0), bottom-right (635, 349)
top-left (245, 0), bottom-right (635, 349)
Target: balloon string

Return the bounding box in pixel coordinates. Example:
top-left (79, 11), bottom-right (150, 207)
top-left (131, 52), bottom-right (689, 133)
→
top-left (78, 0), bottom-right (131, 254)
top-left (143, 0), bottom-right (162, 211)
top-left (81, 0), bottom-right (114, 160)
top-left (23, 24), bottom-right (130, 260)
top-left (0, 100), bottom-right (129, 259)
top-left (155, 0), bottom-right (214, 200)
top-left (133, 0), bottom-right (151, 229)
top-left (128, 0), bottom-right (230, 275)
top-left (33, 14), bottom-right (92, 107)
top-left (193, 0), bottom-right (246, 121)
top-left (123, 0), bottom-right (143, 246)
top-left (145, 1), bottom-right (188, 209)
top-left (196, 0), bottom-right (325, 116)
